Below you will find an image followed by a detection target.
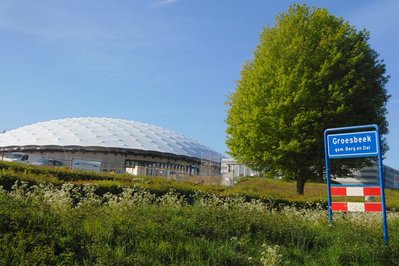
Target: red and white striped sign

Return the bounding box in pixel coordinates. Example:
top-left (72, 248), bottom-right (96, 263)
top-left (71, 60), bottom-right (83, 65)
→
top-left (332, 202), bottom-right (382, 212)
top-left (331, 186), bottom-right (381, 196)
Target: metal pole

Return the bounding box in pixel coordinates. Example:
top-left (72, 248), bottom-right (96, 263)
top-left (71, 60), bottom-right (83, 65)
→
top-left (376, 125), bottom-right (389, 244)
top-left (324, 129), bottom-right (333, 222)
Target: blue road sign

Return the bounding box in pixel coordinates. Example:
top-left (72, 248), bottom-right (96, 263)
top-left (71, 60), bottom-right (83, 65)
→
top-left (324, 124), bottom-right (388, 243)
top-left (327, 131), bottom-right (378, 158)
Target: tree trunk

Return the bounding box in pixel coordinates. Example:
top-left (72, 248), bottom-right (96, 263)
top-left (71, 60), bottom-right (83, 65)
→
top-left (296, 174), bottom-right (307, 195)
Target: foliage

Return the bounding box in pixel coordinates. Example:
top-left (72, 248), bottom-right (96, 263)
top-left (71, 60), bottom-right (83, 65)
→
top-left (0, 180), bottom-right (398, 265)
top-left (226, 4), bottom-right (390, 194)
top-left (1, 161), bottom-right (399, 209)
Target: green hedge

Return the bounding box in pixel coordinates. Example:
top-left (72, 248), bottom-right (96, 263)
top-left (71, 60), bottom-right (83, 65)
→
top-left (1, 161), bottom-right (398, 210)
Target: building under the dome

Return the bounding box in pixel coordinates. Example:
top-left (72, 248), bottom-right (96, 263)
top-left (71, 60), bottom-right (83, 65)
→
top-left (0, 117), bottom-right (223, 177)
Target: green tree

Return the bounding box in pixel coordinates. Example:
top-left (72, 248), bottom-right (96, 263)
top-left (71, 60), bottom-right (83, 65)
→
top-left (226, 4), bottom-right (390, 194)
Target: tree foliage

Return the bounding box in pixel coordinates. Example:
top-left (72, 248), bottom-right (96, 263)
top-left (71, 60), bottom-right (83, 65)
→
top-left (226, 4), bottom-right (390, 194)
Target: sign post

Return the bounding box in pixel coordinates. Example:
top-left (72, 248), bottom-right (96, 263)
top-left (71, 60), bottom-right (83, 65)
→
top-left (324, 124), bottom-right (388, 243)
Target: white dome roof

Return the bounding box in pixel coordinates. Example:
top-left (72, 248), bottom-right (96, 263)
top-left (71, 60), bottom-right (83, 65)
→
top-left (0, 117), bottom-right (222, 161)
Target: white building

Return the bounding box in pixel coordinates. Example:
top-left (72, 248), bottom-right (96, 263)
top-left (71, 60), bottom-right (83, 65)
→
top-left (221, 158), bottom-right (260, 185)
top-left (0, 117), bottom-right (223, 177)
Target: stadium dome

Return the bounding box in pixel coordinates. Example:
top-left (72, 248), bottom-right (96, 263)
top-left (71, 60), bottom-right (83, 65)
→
top-left (0, 117), bottom-right (222, 176)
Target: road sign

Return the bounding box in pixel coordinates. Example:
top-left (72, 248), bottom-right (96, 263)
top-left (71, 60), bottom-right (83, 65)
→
top-left (330, 186), bottom-right (381, 196)
top-left (331, 202), bottom-right (382, 212)
top-left (327, 131), bottom-right (378, 158)
top-left (324, 124), bottom-right (388, 243)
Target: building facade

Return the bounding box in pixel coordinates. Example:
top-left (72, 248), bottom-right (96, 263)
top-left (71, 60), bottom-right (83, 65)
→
top-left (352, 164), bottom-right (399, 189)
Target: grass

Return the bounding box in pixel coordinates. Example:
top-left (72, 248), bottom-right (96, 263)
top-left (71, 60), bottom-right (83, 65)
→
top-left (0, 181), bottom-right (398, 265)
top-left (1, 161), bottom-right (399, 264)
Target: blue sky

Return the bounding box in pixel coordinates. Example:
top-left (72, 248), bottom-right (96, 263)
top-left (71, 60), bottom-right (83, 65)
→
top-left (0, 0), bottom-right (398, 169)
